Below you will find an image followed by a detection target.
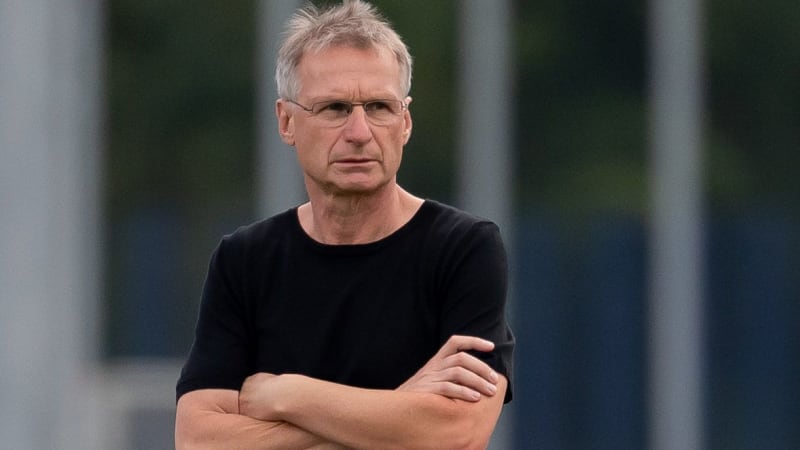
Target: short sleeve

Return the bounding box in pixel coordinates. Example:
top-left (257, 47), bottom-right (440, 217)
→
top-left (176, 236), bottom-right (253, 401)
top-left (437, 221), bottom-right (515, 403)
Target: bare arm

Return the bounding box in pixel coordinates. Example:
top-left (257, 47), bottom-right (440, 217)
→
top-left (241, 374), bottom-right (506, 450)
top-left (239, 336), bottom-right (507, 450)
top-left (177, 336), bottom-right (505, 449)
top-left (175, 388), bottom-right (349, 450)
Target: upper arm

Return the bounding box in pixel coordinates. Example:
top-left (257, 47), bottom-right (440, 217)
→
top-left (177, 388), bottom-right (239, 417)
top-left (177, 238), bottom-right (253, 400)
top-left (438, 222), bottom-right (515, 402)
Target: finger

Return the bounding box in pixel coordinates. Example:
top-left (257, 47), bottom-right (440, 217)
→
top-left (438, 335), bottom-right (495, 358)
top-left (437, 365), bottom-right (498, 397)
top-left (419, 381), bottom-right (482, 402)
top-left (433, 381), bottom-right (484, 402)
top-left (442, 351), bottom-right (499, 384)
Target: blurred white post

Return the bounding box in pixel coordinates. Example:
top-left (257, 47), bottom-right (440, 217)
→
top-left (457, 1), bottom-right (515, 449)
top-left (0, 0), bottom-right (104, 448)
top-left (647, 0), bottom-right (705, 449)
top-left (456, 0), bottom-right (514, 235)
top-left (256, 0), bottom-right (306, 219)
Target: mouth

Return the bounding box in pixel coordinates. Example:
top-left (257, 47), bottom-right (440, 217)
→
top-left (332, 158), bottom-right (378, 165)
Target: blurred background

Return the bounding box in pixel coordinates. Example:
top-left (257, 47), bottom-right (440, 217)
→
top-left (1, 0), bottom-right (798, 448)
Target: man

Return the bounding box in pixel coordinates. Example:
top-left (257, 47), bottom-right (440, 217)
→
top-left (175, 1), bottom-right (514, 448)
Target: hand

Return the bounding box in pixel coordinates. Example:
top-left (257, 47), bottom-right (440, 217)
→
top-left (396, 335), bottom-right (499, 402)
top-left (238, 372), bottom-right (282, 421)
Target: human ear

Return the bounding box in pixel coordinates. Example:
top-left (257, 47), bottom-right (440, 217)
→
top-left (401, 96), bottom-right (413, 145)
top-left (276, 100), bottom-right (295, 146)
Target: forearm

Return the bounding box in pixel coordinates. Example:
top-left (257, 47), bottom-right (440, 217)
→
top-left (244, 375), bottom-right (506, 450)
top-left (176, 389), bottom-right (348, 450)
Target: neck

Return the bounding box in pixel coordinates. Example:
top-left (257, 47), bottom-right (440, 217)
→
top-left (299, 183), bottom-right (422, 245)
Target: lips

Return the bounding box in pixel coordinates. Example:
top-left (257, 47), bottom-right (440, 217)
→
top-left (332, 158), bottom-right (378, 165)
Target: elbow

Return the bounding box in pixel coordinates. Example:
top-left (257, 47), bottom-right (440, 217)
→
top-left (174, 389), bottom-right (245, 450)
top-left (174, 413), bottom-right (201, 450)
top-left (174, 427), bottom-right (193, 450)
top-left (440, 418), bottom-right (492, 450)
top-left (175, 416), bottom-right (223, 450)
top-left (461, 434), bottom-right (492, 450)
top-left (174, 432), bottom-right (191, 450)
top-left (174, 410), bottom-right (189, 450)
top-left (420, 427), bottom-right (491, 450)
top-left (174, 403), bottom-right (218, 450)
top-left (441, 377), bottom-right (508, 450)
top-left (411, 400), bottom-right (496, 450)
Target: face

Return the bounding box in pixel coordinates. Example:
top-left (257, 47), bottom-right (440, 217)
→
top-left (276, 45), bottom-right (412, 197)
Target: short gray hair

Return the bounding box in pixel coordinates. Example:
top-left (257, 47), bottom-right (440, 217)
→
top-left (276, 0), bottom-right (413, 100)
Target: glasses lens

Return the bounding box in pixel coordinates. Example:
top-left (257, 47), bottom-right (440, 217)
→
top-left (310, 100), bottom-right (403, 126)
top-left (364, 100), bottom-right (402, 124)
top-left (313, 101), bottom-right (352, 122)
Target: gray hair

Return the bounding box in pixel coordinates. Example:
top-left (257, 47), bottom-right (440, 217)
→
top-left (276, 0), bottom-right (413, 100)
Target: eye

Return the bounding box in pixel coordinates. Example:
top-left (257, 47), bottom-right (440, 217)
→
top-left (316, 101), bottom-right (351, 114)
top-left (365, 101), bottom-right (392, 113)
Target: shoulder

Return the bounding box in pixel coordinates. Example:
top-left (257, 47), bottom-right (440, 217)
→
top-left (212, 208), bottom-right (298, 264)
top-left (221, 209), bottom-right (296, 247)
top-left (409, 200), bottom-right (507, 269)
top-left (419, 200), bottom-right (503, 242)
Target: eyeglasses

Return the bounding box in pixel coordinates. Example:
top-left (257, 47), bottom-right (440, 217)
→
top-left (287, 99), bottom-right (407, 127)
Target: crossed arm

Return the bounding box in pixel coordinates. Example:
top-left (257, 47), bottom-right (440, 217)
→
top-left (175, 335), bottom-right (508, 450)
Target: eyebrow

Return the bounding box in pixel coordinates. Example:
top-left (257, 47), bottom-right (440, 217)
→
top-left (314, 98), bottom-right (399, 103)
top-left (304, 91), bottom-right (401, 103)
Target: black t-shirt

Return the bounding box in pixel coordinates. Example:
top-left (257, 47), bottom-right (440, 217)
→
top-left (177, 200), bottom-right (514, 402)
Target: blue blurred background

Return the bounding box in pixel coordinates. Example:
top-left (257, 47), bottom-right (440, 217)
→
top-left (1, 0), bottom-right (797, 448)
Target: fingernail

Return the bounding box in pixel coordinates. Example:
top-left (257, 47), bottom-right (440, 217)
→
top-left (490, 371), bottom-right (498, 382)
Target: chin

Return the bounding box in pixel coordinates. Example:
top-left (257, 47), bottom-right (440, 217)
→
top-left (329, 178), bottom-right (392, 196)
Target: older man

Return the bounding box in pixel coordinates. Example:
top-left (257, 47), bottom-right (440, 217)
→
top-left (175, 1), bottom-right (514, 448)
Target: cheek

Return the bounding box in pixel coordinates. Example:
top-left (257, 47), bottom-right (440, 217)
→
top-left (294, 134), bottom-right (327, 168)
top-left (383, 141), bottom-right (405, 169)
top-left (385, 130), bottom-right (406, 156)
top-left (295, 126), bottom-right (332, 151)
top-left (296, 145), bottom-right (328, 170)
top-left (391, 131), bottom-right (408, 158)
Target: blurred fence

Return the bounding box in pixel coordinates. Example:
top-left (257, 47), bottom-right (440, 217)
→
top-left (512, 211), bottom-right (799, 449)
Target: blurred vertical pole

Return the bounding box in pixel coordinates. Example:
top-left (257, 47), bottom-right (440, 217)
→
top-left (457, 1), bottom-right (514, 233)
top-left (457, 1), bottom-right (515, 449)
top-left (0, 0), bottom-right (103, 448)
top-left (647, 0), bottom-right (705, 449)
top-left (256, 0), bottom-right (306, 219)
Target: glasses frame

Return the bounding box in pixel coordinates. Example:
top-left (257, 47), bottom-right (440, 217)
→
top-left (287, 99), bottom-right (408, 127)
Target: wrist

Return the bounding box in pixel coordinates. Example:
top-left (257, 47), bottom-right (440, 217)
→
top-left (269, 373), bottom-right (303, 419)
top-left (239, 372), bottom-right (293, 421)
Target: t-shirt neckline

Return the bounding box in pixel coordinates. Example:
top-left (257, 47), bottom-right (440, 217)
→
top-left (292, 199), bottom-right (434, 254)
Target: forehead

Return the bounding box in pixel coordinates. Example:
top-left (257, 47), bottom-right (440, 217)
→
top-left (296, 45), bottom-right (403, 99)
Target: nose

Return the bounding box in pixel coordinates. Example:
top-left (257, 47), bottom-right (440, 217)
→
top-left (341, 104), bottom-right (372, 144)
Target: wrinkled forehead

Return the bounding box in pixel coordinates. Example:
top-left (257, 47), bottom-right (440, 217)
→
top-left (300, 41), bottom-right (394, 68)
top-left (296, 45), bottom-right (404, 96)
